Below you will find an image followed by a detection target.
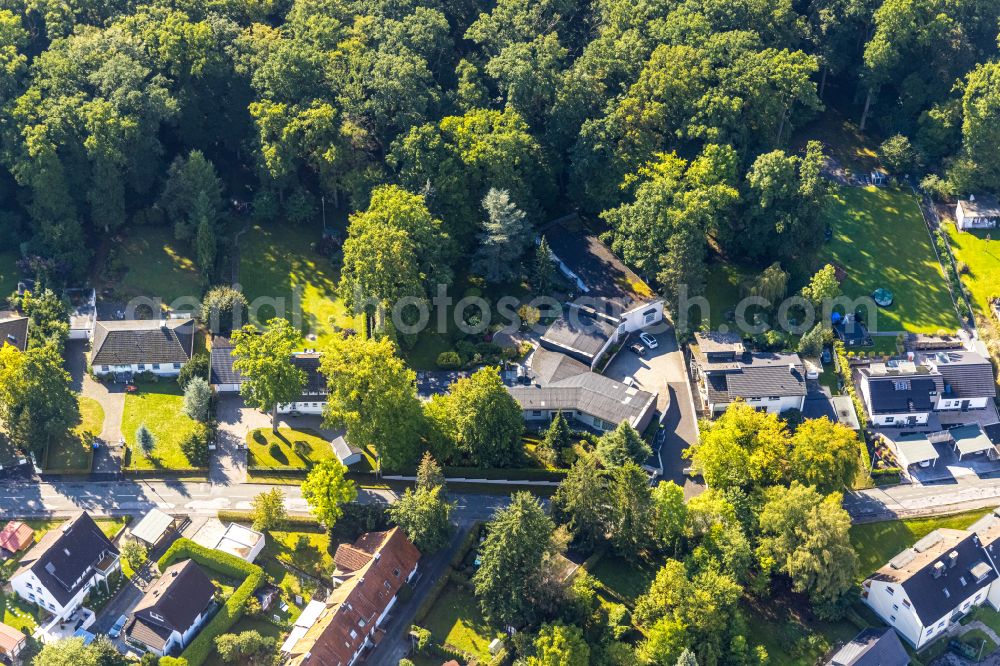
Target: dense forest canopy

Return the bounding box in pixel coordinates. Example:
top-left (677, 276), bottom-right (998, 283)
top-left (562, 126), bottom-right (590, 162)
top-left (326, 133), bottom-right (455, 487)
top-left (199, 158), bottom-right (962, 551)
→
top-left (0, 0), bottom-right (998, 308)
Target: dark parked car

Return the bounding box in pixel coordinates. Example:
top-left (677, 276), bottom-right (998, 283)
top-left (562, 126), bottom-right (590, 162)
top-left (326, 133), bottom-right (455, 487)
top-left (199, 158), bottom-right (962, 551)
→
top-left (629, 343), bottom-right (645, 356)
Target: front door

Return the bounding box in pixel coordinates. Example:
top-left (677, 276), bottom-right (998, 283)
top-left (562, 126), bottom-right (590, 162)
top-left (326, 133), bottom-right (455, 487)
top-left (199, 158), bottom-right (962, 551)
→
top-left (961, 400), bottom-right (970, 412)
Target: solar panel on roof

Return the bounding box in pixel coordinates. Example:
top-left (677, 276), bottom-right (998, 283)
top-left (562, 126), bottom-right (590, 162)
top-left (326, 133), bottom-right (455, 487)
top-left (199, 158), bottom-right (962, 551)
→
top-left (913, 531), bottom-right (944, 553)
top-left (889, 550), bottom-right (917, 569)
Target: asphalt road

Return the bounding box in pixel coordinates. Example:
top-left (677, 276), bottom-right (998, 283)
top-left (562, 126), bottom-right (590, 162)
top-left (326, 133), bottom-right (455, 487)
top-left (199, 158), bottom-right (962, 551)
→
top-left (0, 479), bottom-right (512, 523)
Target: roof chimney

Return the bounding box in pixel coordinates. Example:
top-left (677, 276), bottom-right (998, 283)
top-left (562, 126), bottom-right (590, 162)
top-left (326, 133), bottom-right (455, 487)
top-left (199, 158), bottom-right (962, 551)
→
top-left (933, 561), bottom-right (946, 578)
top-left (949, 551), bottom-right (959, 568)
top-left (789, 363), bottom-right (796, 374)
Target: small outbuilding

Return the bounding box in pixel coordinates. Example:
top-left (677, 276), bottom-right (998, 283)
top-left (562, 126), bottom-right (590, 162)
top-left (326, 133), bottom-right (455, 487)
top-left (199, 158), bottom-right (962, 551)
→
top-left (888, 433), bottom-right (940, 469)
top-left (0, 622), bottom-right (26, 660)
top-left (191, 519), bottom-right (265, 563)
top-left (331, 436), bottom-right (363, 467)
top-left (0, 521), bottom-right (34, 555)
top-left (947, 424), bottom-right (996, 460)
top-left (955, 195), bottom-right (1000, 231)
top-left (870, 169), bottom-right (889, 186)
top-left (129, 508), bottom-right (180, 549)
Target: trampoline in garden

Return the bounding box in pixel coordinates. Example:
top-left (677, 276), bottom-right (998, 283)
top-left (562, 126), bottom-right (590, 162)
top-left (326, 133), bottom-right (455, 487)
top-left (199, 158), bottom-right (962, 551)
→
top-left (872, 288), bottom-right (894, 307)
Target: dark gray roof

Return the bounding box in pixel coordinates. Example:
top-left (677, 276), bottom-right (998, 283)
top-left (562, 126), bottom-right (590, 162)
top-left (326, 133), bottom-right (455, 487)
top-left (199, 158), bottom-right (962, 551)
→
top-left (924, 350), bottom-right (996, 399)
top-left (0, 313), bottom-right (28, 352)
top-left (14, 512), bottom-right (119, 606)
top-left (959, 195), bottom-right (1000, 218)
top-left (828, 628), bottom-right (909, 666)
top-left (127, 559), bottom-right (214, 650)
top-left (292, 353), bottom-right (326, 401)
top-left (986, 423), bottom-right (1000, 445)
top-left (91, 318), bottom-right (194, 367)
top-left (899, 531), bottom-right (997, 626)
top-left (540, 309), bottom-right (615, 363)
top-left (509, 371), bottom-right (656, 428)
top-left (705, 353), bottom-right (807, 403)
top-left (210, 337), bottom-right (242, 386)
top-left (529, 347), bottom-right (591, 385)
top-left (542, 221), bottom-right (659, 314)
top-left (866, 376), bottom-right (939, 414)
top-left (726, 353), bottom-right (806, 398)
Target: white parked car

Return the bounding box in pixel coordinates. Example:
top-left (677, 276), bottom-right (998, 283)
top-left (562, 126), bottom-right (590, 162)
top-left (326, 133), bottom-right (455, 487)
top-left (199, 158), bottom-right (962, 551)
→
top-left (639, 332), bottom-right (658, 349)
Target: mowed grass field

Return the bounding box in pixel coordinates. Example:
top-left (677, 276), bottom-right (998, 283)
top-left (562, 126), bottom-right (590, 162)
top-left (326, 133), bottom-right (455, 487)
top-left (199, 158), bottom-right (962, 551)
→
top-left (239, 223), bottom-right (363, 348)
top-left (246, 428), bottom-right (334, 470)
top-left (822, 186), bottom-right (959, 333)
top-left (122, 382), bottom-right (201, 469)
top-left (110, 227), bottom-right (203, 304)
top-left (944, 223), bottom-right (1000, 318)
top-left (849, 509), bottom-right (990, 582)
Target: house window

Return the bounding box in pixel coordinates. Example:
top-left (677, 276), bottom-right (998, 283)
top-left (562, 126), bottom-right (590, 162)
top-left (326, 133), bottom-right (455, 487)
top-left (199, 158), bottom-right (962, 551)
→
top-left (890, 615), bottom-right (896, 622)
top-left (101, 366), bottom-right (109, 372)
top-left (384, 581), bottom-right (391, 591)
top-left (903, 599), bottom-right (911, 608)
top-left (894, 380), bottom-right (911, 391)
top-left (25, 583), bottom-right (31, 590)
top-left (350, 630), bottom-right (357, 640)
top-left (893, 604), bottom-right (899, 611)
top-left (173, 363), bottom-right (181, 369)
top-left (393, 569), bottom-right (400, 578)
top-left (154, 364), bottom-right (161, 370)
top-left (939, 621), bottom-right (945, 628)
top-left (138, 364), bottom-right (145, 371)
top-left (768, 396), bottom-right (780, 400)
top-left (27, 594), bottom-right (34, 602)
top-left (885, 417), bottom-right (895, 423)
top-left (532, 410), bottom-right (542, 417)
top-left (887, 587), bottom-right (894, 595)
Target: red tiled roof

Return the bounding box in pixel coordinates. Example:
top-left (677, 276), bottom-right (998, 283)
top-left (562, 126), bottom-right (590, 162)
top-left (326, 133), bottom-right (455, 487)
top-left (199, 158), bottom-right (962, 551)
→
top-left (287, 528), bottom-right (420, 666)
top-left (333, 544), bottom-right (372, 573)
top-left (0, 521), bottom-right (33, 553)
top-left (0, 622), bottom-right (24, 655)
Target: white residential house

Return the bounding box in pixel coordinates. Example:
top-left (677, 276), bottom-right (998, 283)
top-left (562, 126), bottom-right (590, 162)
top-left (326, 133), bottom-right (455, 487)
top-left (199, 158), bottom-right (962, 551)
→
top-left (956, 195), bottom-right (1000, 231)
top-left (124, 560), bottom-right (215, 657)
top-left (90, 318), bottom-right (195, 379)
top-left (863, 512), bottom-right (1000, 649)
top-left (10, 512), bottom-right (120, 621)
top-left (690, 332), bottom-right (807, 416)
top-left (277, 352), bottom-right (328, 415)
top-left (858, 349), bottom-right (996, 427)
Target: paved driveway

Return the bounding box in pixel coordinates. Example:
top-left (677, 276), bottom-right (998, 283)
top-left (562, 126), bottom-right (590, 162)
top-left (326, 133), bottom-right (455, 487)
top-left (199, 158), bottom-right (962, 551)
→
top-left (603, 327), bottom-right (702, 496)
top-left (65, 340), bottom-right (125, 473)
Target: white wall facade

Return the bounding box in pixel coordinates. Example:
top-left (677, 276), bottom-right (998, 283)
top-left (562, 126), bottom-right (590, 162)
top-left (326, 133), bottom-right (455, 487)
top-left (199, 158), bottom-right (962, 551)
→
top-left (864, 577), bottom-right (991, 649)
top-left (956, 205), bottom-right (999, 231)
top-left (710, 395), bottom-right (805, 415)
top-left (934, 396), bottom-right (991, 411)
top-left (92, 362), bottom-right (185, 377)
top-left (11, 559), bottom-right (119, 620)
top-left (619, 302), bottom-right (664, 334)
top-left (277, 399), bottom-right (326, 415)
top-left (212, 382), bottom-right (241, 393)
top-left (871, 412), bottom-right (932, 427)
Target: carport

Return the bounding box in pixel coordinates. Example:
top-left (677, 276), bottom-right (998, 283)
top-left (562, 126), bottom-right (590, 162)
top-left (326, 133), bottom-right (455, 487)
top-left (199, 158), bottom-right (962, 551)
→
top-left (889, 433), bottom-right (940, 469)
top-left (948, 424), bottom-right (996, 461)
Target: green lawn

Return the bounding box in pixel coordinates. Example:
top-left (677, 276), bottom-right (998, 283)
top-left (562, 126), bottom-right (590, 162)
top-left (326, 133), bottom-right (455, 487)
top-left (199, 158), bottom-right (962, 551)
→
top-left (945, 224), bottom-right (1000, 318)
top-left (850, 509), bottom-right (990, 581)
top-left (822, 186), bottom-right (959, 333)
top-left (259, 529), bottom-right (332, 600)
top-left (121, 382), bottom-right (201, 469)
top-left (588, 552), bottom-right (659, 607)
top-left (45, 395), bottom-right (105, 472)
top-left (107, 227), bottom-right (203, 304)
top-left (247, 428), bottom-right (334, 470)
top-left (700, 260), bottom-right (746, 329)
top-left (423, 583), bottom-right (500, 661)
top-left (238, 223), bottom-right (363, 348)
top-left (0, 250), bottom-right (18, 298)
top-left (745, 595), bottom-right (865, 666)
top-left (0, 590), bottom-right (41, 632)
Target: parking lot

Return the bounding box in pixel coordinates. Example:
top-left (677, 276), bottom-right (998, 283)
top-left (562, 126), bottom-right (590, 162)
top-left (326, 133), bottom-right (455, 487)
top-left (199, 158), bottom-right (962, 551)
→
top-left (604, 328), bottom-right (702, 495)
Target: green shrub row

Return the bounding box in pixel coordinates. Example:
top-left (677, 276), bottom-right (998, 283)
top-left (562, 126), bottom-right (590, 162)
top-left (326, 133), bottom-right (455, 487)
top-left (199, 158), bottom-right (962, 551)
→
top-left (934, 231), bottom-right (974, 321)
top-left (215, 510), bottom-right (325, 532)
top-left (413, 567), bottom-right (456, 626)
top-left (157, 538), bottom-right (266, 666)
top-left (388, 466), bottom-right (567, 481)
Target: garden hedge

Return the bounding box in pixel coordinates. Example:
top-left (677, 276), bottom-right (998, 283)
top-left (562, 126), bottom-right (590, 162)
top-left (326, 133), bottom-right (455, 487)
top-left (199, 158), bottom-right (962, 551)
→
top-left (157, 538), bottom-right (266, 666)
top-left (216, 510), bottom-right (325, 532)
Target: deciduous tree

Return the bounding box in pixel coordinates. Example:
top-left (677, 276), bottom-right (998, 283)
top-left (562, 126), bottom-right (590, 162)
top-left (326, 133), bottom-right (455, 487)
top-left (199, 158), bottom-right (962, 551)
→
top-left (301, 459), bottom-right (358, 528)
top-left (527, 623), bottom-right (590, 666)
top-left (0, 344), bottom-right (79, 457)
top-left (756, 483), bottom-right (857, 617)
top-left (232, 319), bottom-right (305, 431)
top-left (789, 418), bottom-right (860, 493)
top-left (321, 335), bottom-right (425, 470)
top-left (251, 488), bottom-right (287, 531)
